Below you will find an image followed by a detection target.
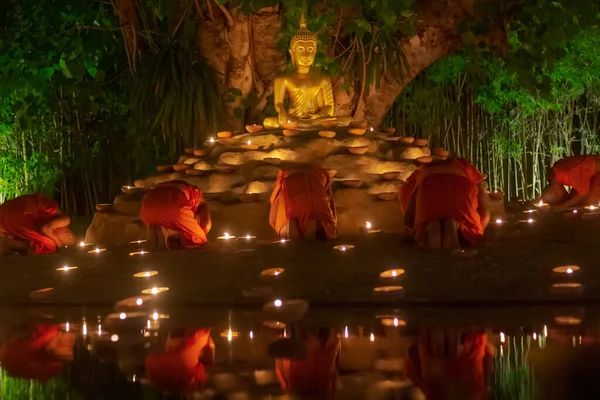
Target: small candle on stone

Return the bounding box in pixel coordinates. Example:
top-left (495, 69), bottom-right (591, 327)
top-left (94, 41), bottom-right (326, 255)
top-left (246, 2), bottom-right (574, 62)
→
top-left (79, 241), bottom-right (85, 247)
top-left (370, 333), bottom-right (375, 342)
top-left (495, 218), bottom-right (503, 224)
top-left (274, 299), bottom-right (282, 307)
top-left (366, 221), bottom-right (372, 230)
top-left (218, 232), bottom-right (235, 240)
top-left (209, 137), bottom-right (215, 143)
top-left (247, 140), bottom-right (251, 145)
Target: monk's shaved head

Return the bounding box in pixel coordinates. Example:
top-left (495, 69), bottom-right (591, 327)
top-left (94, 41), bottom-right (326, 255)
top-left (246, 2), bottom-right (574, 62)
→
top-left (540, 180), bottom-right (568, 205)
top-left (53, 227), bottom-right (76, 247)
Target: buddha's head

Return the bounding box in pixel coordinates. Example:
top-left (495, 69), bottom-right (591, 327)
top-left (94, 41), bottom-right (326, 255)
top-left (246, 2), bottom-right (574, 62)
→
top-left (289, 14), bottom-right (318, 70)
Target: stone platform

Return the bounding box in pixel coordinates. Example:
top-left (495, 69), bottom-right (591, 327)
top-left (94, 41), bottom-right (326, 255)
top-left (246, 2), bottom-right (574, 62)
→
top-left (84, 126), bottom-right (440, 246)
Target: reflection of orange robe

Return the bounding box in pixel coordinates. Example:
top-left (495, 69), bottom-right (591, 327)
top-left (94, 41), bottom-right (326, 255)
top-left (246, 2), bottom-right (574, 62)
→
top-left (141, 181), bottom-right (208, 248)
top-left (405, 332), bottom-right (489, 400)
top-left (553, 155), bottom-right (600, 195)
top-left (270, 166), bottom-right (339, 239)
top-left (0, 325), bottom-right (69, 381)
top-left (145, 328), bottom-right (213, 393)
top-left (276, 331), bottom-right (340, 400)
top-left (0, 194), bottom-right (58, 254)
top-left (399, 158), bottom-right (484, 244)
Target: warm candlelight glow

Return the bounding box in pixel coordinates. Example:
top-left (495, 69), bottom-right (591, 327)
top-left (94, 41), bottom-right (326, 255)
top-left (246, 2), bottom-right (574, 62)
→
top-left (136, 298), bottom-right (143, 306)
top-left (370, 333), bottom-right (375, 342)
top-left (98, 324), bottom-right (102, 335)
top-left (495, 218), bottom-right (503, 224)
top-left (142, 287), bottom-right (169, 295)
top-left (573, 209), bottom-right (578, 214)
top-left (554, 316), bottom-right (582, 325)
top-left (218, 232), bottom-right (235, 240)
top-left (119, 313), bottom-right (126, 320)
top-left (83, 322), bottom-right (87, 336)
top-left (517, 218), bottom-right (535, 223)
top-left (523, 209), bottom-right (537, 214)
top-left (209, 137), bottom-right (215, 143)
top-left (500, 332), bottom-right (505, 343)
top-left (129, 250), bottom-right (148, 256)
top-left (58, 265), bottom-right (78, 271)
top-left (533, 332), bottom-right (537, 340)
top-left (344, 326), bottom-right (349, 339)
top-left (334, 244), bottom-right (355, 252)
top-left (381, 318), bottom-right (407, 327)
top-left (65, 322), bottom-right (70, 332)
top-left (379, 269), bottom-right (405, 278)
top-left (261, 268), bottom-right (285, 276)
top-left (129, 240), bottom-right (147, 244)
top-left (110, 334), bottom-right (119, 342)
top-left (88, 248), bottom-right (106, 254)
top-left (228, 329), bottom-right (233, 342)
top-left (366, 221), bottom-right (372, 229)
top-left (247, 140), bottom-right (251, 145)
top-left (373, 285), bottom-right (404, 292)
top-left (133, 271), bottom-right (158, 278)
top-left (585, 205), bottom-right (597, 210)
top-left (250, 330), bottom-right (254, 339)
top-left (152, 312), bottom-right (159, 321)
top-left (78, 241), bottom-right (86, 247)
top-left (274, 299), bottom-right (282, 307)
top-left (370, 127), bottom-right (374, 132)
top-left (263, 320), bottom-right (286, 329)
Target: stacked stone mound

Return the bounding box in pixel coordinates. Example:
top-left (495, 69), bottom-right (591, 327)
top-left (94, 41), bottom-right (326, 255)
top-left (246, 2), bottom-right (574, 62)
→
top-left (84, 124), bottom-right (450, 246)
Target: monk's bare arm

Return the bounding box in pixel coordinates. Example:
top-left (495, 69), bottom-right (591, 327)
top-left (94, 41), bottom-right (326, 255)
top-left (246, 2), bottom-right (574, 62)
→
top-left (195, 203), bottom-right (212, 234)
top-left (476, 181), bottom-right (491, 230)
top-left (554, 192), bottom-right (586, 209)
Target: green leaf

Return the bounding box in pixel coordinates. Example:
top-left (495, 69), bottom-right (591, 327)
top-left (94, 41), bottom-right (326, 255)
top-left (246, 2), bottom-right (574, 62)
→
top-left (39, 67), bottom-right (54, 79)
top-left (217, 0), bottom-right (227, 5)
top-left (59, 58), bottom-right (72, 78)
top-left (101, 18), bottom-right (112, 27)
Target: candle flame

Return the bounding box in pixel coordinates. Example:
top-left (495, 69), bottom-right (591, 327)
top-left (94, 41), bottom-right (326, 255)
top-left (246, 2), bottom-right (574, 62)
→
top-left (533, 332), bottom-right (537, 340)
top-left (365, 221), bottom-right (372, 229)
top-left (136, 298), bottom-right (143, 306)
top-left (247, 140), bottom-right (251, 145)
top-left (83, 322), bottom-right (87, 336)
top-left (65, 322), bottom-right (70, 332)
top-left (344, 326), bottom-right (348, 339)
top-left (227, 329), bottom-right (233, 342)
top-left (392, 270), bottom-right (397, 277)
top-left (527, 218), bottom-right (534, 223)
top-left (500, 332), bottom-right (505, 343)
top-left (274, 299), bottom-right (282, 307)
top-left (224, 232), bottom-right (230, 239)
top-left (370, 333), bottom-right (375, 342)
top-left (79, 241), bottom-right (85, 247)
top-left (209, 137), bottom-right (215, 143)
top-left (152, 312), bottom-right (158, 321)
top-left (151, 287), bottom-right (159, 295)
top-left (393, 318), bottom-right (399, 327)
top-left (495, 218), bottom-right (503, 224)
top-left (567, 268), bottom-right (573, 274)
top-left (98, 324), bottom-right (102, 335)
top-left (119, 313), bottom-right (126, 320)
top-left (250, 330), bottom-right (254, 339)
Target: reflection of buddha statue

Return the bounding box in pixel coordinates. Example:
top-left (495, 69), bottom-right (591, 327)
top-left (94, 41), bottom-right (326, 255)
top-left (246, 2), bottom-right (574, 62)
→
top-left (263, 15), bottom-right (352, 130)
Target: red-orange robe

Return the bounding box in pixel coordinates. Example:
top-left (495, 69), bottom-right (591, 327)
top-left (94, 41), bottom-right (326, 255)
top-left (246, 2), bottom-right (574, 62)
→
top-left (0, 194), bottom-right (59, 254)
top-left (553, 155), bottom-right (600, 196)
top-left (0, 324), bottom-right (73, 381)
top-left (276, 330), bottom-right (340, 400)
top-left (405, 332), bottom-right (490, 400)
top-left (140, 181), bottom-right (208, 248)
top-left (145, 328), bottom-right (213, 393)
top-left (399, 158), bottom-right (485, 244)
top-left (270, 166), bottom-right (339, 239)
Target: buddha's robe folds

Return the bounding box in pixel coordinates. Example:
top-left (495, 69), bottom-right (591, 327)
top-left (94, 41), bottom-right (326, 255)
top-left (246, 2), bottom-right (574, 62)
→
top-left (0, 324), bottom-right (74, 381)
top-left (145, 328), bottom-right (213, 393)
top-left (270, 166), bottom-right (339, 239)
top-left (0, 194), bottom-right (58, 254)
top-left (276, 330), bottom-right (340, 400)
top-left (553, 155), bottom-right (600, 198)
top-left (141, 181), bottom-right (208, 248)
top-left (405, 331), bottom-right (490, 400)
top-left (400, 158), bottom-right (485, 244)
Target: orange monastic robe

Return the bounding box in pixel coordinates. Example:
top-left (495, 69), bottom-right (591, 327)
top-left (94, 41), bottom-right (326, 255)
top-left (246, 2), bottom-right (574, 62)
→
top-left (553, 155), bottom-right (600, 195)
top-left (399, 158), bottom-right (485, 244)
top-left (405, 332), bottom-right (490, 400)
top-left (145, 329), bottom-right (214, 393)
top-left (0, 324), bottom-right (74, 381)
top-left (141, 181), bottom-right (208, 248)
top-left (270, 166), bottom-right (339, 239)
top-left (0, 194), bottom-right (58, 254)
top-left (276, 331), bottom-right (340, 400)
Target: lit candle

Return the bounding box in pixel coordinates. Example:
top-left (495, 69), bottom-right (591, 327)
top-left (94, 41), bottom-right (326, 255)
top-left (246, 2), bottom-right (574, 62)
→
top-left (247, 140), bottom-right (251, 145)
top-left (500, 332), bottom-right (505, 343)
top-left (88, 248), bottom-right (106, 254)
top-left (98, 324), bottom-right (102, 335)
top-left (495, 218), bottom-right (503, 224)
top-left (78, 241), bottom-right (86, 247)
top-left (585, 205), bottom-right (597, 210)
top-left (83, 321), bottom-right (88, 336)
top-left (129, 250), bottom-right (149, 256)
top-left (250, 330), bottom-right (254, 339)
top-left (110, 334), bottom-right (119, 342)
top-left (370, 127), bottom-right (374, 132)
top-left (366, 221), bottom-right (372, 230)
top-left (227, 329), bottom-right (233, 342)
top-left (218, 232), bottom-right (235, 240)
top-left (209, 137), bottom-right (215, 143)
top-left (552, 265), bottom-right (580, 275)
top-left (370, 333), bottom-right (375, 342)
top-left (119, 313), bottom-right (126, 320)
top-left (344, 326), bottom-right (348, 339)
top-left (533, 332), bottom-right (537, 340)
top-left (274, 299), bottom-right (282, 307)
top-left (65, 322), bottom-right (70, 332)
top-left (58, 265), bottom-right (78, 271)
top-left (136, 298), bottom-right (143, 306)
top-left (152, 312), bottom-right (159, 321)
top-left (393, 318), bottom-right (399, 327)
top-left (334, 244), bottom-right (355, 252)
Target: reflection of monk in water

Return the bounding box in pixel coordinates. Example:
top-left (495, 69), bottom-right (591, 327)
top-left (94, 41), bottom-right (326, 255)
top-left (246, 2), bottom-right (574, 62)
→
top-left (141, 181), bottom-right (212, 251)
top-left (405, 330), bottom-right (494, 400)
top-left (0, 324), bottom-right (75, 381)
top-left (400, 158), bottom-right (491, 250)
top-left (275, 327), bottom-right (340, 399)
top-left (0, 194), bottom-right (75, 255)
top-left (145, 328), bottom-right (215, 394)
top-left (270, 165), bottom-right (339, 240)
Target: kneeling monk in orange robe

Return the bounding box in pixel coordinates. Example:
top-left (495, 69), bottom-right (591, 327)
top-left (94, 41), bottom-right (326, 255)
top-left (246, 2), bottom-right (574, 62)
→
top-left (0, 324), bottom-right (75, 381)
top-left (399, 157), bottom-right (490, 250)
top-left (270, 165), bottom-right (339, 240)
top-left (146, 328), bottom-right (215, 394)
top-left (0, 194), bottom-right (75, 255)
top-left (540, 155), bottom-right (600, 209)
top-left (141, 181), bottom-right (211, 250)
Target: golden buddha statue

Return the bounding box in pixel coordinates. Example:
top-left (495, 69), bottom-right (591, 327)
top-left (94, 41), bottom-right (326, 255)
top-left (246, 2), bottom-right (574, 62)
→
top-left (263, 15), bottom-right (352, 130)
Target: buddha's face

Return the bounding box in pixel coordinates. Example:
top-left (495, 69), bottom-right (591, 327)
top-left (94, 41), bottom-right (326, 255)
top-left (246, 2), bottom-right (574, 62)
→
top-left (291, 40), bottom-right (316, 68)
